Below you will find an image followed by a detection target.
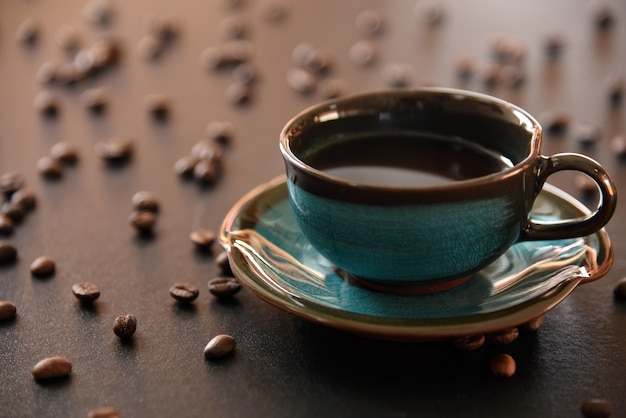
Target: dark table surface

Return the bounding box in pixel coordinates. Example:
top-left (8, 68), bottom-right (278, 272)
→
top-left (1, 1), bottom-right (626, 417)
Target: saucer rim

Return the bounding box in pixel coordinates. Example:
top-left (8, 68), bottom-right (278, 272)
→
top-left (220, 175), bottom-right (613, 341)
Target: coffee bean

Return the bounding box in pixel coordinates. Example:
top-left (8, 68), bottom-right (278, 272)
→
top-left (16, 18), bottom-right (40, 45)
top-left (605, 73), bottom-right (624, 107)
top-left (206, 120), bottom-right (235, 145)
top-left (581, 398), bottom-right (612, 418)
top-left (132, 191), bottom-right (159, 213)
top-left (544, 33), bottom-right (566, 59)
top-left (232, 62), bottom-right (259, 85)
top-left (487, 328), bottom-right (519, 345)
top-left (348, 40), bottom-right (377, 67)
top-left (83, 0), bottom-right (113, 26)
top-left (1, 202), bottom-right (24, 223)
top-left (34, 90), bottom-right (60, 117)
top-left (30, 255), bottom-right (56, 277)
top-left (592, 3), bottom-right (615, 30)
top-left (200, 42), bottom-right (252, 70)
top-left (191, 140), bottom-right (224, 163)
top-left (137, 35), bottom-right (163, 60)
top-left (89, 38), bottom-right (121, 69)
top-left (260, 0), bottom-right (290, 21)
top-left (215, 251), bottom-right (233, 276)
top-left (37, 62), bottom-right (58, 84)
top-left (50, 142), bottom-right (80, 164)
top-left (54, 25), bottom-right (81, 51)
top-left (88, 407), bottom-right (121, 418)
top-left (477, 61), bottom-right (500, 88)
top-left (490, 353), bottom-right (516, 378)
top-left (0, 172), bottom-right (25, 196)
top-left (575, 123), bottom-right (602, 147)
top-left (0, 301), bottom-right (17, 321)
top-left (208, 276), bottom-right (241, 298)
top-left (225, 81), bottom-right (253, 106)
top-left (0, 215), bottom-right (13, 235)
top-left (190, 229), bottom-right (216, 250)
top-left (382, 62), bottom-right (415, 88)
top-left (414, 0), bottom-right (445, 25)
top-left (113, 314), bottom-right (137, 338)
top-left (144, 93), bottom-right (170, 120)
top-left (610, 136), bottom-right (626, 159)
top-left (318, 77), bottom-right (348, 100)
top-left (169, 282), bottom-right (200, 303)
top-left (0, 241), bottom-right (17, 264)
top-left (10, 187), bottom-right (37, 211)
top-left (291, 42), bottom-right (316, 67)
top-left (193, 160), bottom-right (220, 184)
top-left (95, 137), bottom-right (133, 162)
top-left (613, 277), bottom-right (626, 301)
top-left (575, 174), bottom-right (597, 197)
top-left (80, 87), bottom-right (109, 114)
top-left (145, 14), bottom-right (181, 43)
top-left (32, 356), bottom-right (72, 380)
top-left (217, 15), bottom-right (248, 40)
top-left (520, 315), bottom-right (544, 332)
top-left (129, 211), bottom-right (157, 234)
top-left (501, 64), bottom-right (526, 88)
top-left (451, 334), bottom-right (485, 351)
top-left (72, 282), bottom-right (100, 303)
top-left (173, 155), bottom-right (198, 177)
top-left (37, 155), bottom-right (63, 178)
top-left (55, 63), bottom-right (85, 86)
top-left (541, 109), bottom-right (570, 135)
top-left (302, 46), bottom-right (334, 74)
top-left (286, 67), bottom-right (317, 94)
top-left (204, 334), bottom-right (236, 360)
top-left (355, 10), bottom-right (384, 36)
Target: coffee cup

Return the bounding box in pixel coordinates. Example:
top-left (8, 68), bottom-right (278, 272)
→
top-left (279, 88), bottom-right (617, 294)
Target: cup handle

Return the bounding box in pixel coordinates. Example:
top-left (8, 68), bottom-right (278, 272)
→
top-left (522, 153), bottom-right (617, 240)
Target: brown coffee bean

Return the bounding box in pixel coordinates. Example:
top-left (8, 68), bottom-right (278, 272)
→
top-left (1, 202), bottom-right (24, 222)
top-left (169, 282), bottom-right (200, 303)
top-left (137, 35), bottom-right (163, 60)
top-left (37, 62), bottom-right (58, 84)
top-left (131, 191), bottom-right (159, 213)
top-left (451, 334), bottom-right (485, 351)
top-left (0, 172), bottom-right (25, 196)
top-left (490, 353), bottom-right (516, 378)
top-left (348, 40), bottom-right (377, 67)
top-left (37, 155), bottom-right (63, 178)
top-left (355, 10), bottom-right (384, 36)
top-left (88, 407), bottom-right (121, 418)
top-left (113, 314), bottom-right (137, 338)
top-left (54, 25), bottom-right (80, 51)
top-left (72, 282), bottom-right (100, 303)
top-left (145, 14), bottom-right (181, 42)
top-left (575, 123), bottom-right (602, 148)
top-left (215, 251), bottom-right (233, 276)
top-left (0, 301), bottom-right (17, 321)
top-left (581, 398), bottom-right (612, 418)
top-left (610, 136), bottom-right (626, 159)
top-left (190, 229), bottom-right (216, 250)
top-left (10, 187), bottom-right (37, 211)
top-left (225, 82), bottom-right (253, 106)
top-left (286, 67), bottom-right (317, 94)
top-left (0, 215), bottom-right (13, 235)
top-left (302, 46), bottom-right (334, 74)
top-left (32, 356), bottom-right (72, 380)
top-left (593, 3), bottom-right (615, 30)
top-left (544, 33), bottom-right (566, 58)
top-left (34, 90), bottom-right (60, 117)
top-left (0, 241), bottom-right (17, 264)
top-left (144, 93), bottom-right (170, 120)
top-left (318, 78), bottom-right (349, 100)
top-left (55, 63), bottom-right (85, 85)
top-left (260, 0), bottom-right (291, 21)
top-left (487, 328), bottom-right (519, 345)
top-left (217, 15), bottom-right (248, 40)
top-left (191, 140), bottom-right (224, 163)
top-left (520, 315), bottom-right (544, 332)
top-left (382, 62), bottom-right (414, 88)
top-left (83, 0), bottom-right (113, 26)
top-left (30, 256), bottom-right (56, 277)
top-left (208, 276), bottom-right (241, 298)
top-left (129, 211), bottom-right (157, 234)
top-left (414, 0), bottom-right (445, 25)
top-left (206, 120), bottom-right (235, 145)
top-left (80, 87), bottom-right (109, 114)
top-left (291, 42), bottom-right (316, 67)
top-left (204, 334), bottom-right (236, 360)
top-left (173, 155), bottom-right (198, 178)
top-left (50, 142), bottom-right (79, 165)
top-left (613, 277), bottom-right (626, 301)
top-left (16, 18), bottom-right (40, 45)
top-left (542, 109), bottom-right (570, 135)
top-left (232, 62), bottom-right (259, 85)
top-left (193, 160), bottom-right (220, 184)
top-left (95, 137), bottom-right (133, 162)
top-left (605, 73), bottom-right (624, 106)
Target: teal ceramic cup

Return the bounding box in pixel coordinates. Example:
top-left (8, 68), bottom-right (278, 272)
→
top-left (280, 88), bottom-right (617, 294)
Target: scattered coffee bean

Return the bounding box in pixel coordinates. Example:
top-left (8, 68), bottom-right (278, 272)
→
top-left (137, 35), bottom-right (163, 60)
top-left (208, 276), bottom-right (241, 298)
top-left (501, 64), bottom-right (526, 88)
top-left (260, 0), bottom-right (291, 22)
top-left (286, 67), bottom-right (318, 94)
top-left (348, 40), bottom-right (377, 67)
top-left (206, 120), bottom-right (236, 145)
top-left (190, 228), bottom-right (216, 250)
top-left (0, 172), bottom-right (25, 196)
top-left (83, 0), bottom-right (113, 26)
top-left (169, 282), bottom-right (200, 303)
top-left (10, 187), bottom-right (37, 211)
top-left (95, 137), bottom-right (133, 162)
top-left (113, 314), bottom-right (137, 339)
top-left (318, 77), bottom-right (349, 100)
top-left (575, 123), bottom-right (602, 147)
top-left (54, 62), bottom-right (84, 86)
top-left (487, 328), bottom-right (519, 345)
top-left (520, 315), bottom-right (544, 332)
top-left (215, 251), bottom-right (233, 276)
top-left (30, 255), bottom-right (56, 277)
top-left (610, 135), bottom-right (626, 159)
top-left (144, 93), bottom-right (170, 120)
top-left (173, 155), bottom-right (198, 177)
top-left (382, 62), bottom-right (414, 88)
top-left (54, 25), bottom-right (80, 51)
top-left (0, 241), bottom-right (17, 264)
top-left (132, 191), bottom-right (159, 213)
top-left (200, 41), bottom-right (253, 70)
top-left (581, 398), bottom-right (612, 418)
top-left (477, 61), bottom-right (500, 88)
top-left (88, 407), bottom-right (122, 418)
top-left (451, 334), bottom-right (485, 351)
top-left (37, 155), bottom-right (63, 178)
top-left (37, 62), bottom-right (58, 84)
top-left (145, 14), bottom-right (181, 43)
top-left (605, 73), bottom-right (624, 107)
top-left (225, 81), bottom-right (253, 106)
top-left (490, 353), bottom-right (516, 378)
top-left (613, 277), bottom-right (626, 301)
top-left (355, 10), bottom-right (384, 36)
top-left (454, 55), bottom-right (474, 81)
top-left (1, 202), bottom-right (24, 223)
top-left (217, 15), bottom-right (248, 40)
top-left (302, 46), bottom-right (334, 74)
top-left (542, 109), bottom-right (570, 135)
top-left (291, 42), bottom-right (316, 67)
top-left (204, 334), bottom-right (236, 360)
top-left (16, 18), bottom-right (40, 45)
top-left (50, 142), bottom-right (79, 164)
top-left (575, 174), bottom-right (598, 196)
top-left (0, 215), bottom-right (13, 235)
top-left (0, 301), bottom-right (17, 321)
top-left (544, 33), bottom-right (566, 58)
top-left (592, 3), bottom-right (615, 30)
top-left (32, 356), bottom-right (72, 381)
top-left (193, 160), bottom-right (220, 184)
top-left (34, 90), bottom-right (60, 117)
top-left (80, 87), bottom-right (109, 113)
top-left (414, 0), bottom-right (445, 25)
top-left (72, 282), bottom-right (101, 303)
top-left (191, 140), bottom-right (224, 163)
top-left (128, 211), bottom-right (157, 234)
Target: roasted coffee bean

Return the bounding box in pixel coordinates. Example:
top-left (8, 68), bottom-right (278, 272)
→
top-left (128, 211), bottom-right (157, 234)
top-left (318, 78), bottom-right (348, 100)
top-left (581, 398), bottom-right (612, 418)
top-left (225, 82), bottom-right (253, 106)
top-left (190, 228), bottom-right (216, 250)
top-left (348, 40), bottom-right (377, 67)
top-left (204, 334), bottom-right (236, 359)
top-left (37, 155), bottom-right (63, 178)
top-left (169, 282), bottom-right (200, 303)
top-left (575, 174), bottom-right (597, 197)
top-left (592, 3), bottom-right (615, 30)
top-left (520, 315), bottom-right (544, 332)
top-left (453, 55), bottom-right (474, 81)
top-left (145, 14), bottom-right (181, 42)
top-left (144, 93), bottom-right (170, 120)
top-left (605, 73), bottom-right (624, 106)
top-left (414, 0), bottom-right (445, 25)
top-left (16, 18), bottom-right (40, 45)
top-left (137, 35), bottom-right (163, 60)
top-left (95, 137), bottom-right (133, 162)
top-left (1, 202), bottom-right (24, 223)
top-left (286, 67), bottom-right (317, 94)
top-left (217, 15), bottom-right (248, 40)
top-left (206, 120), bottom-right (235, 145)
top-left (132, 191), bottom-right (159, 213)
top-left (451, 334), bottom-right (485, 351)
top-left (610, 136), bottom-right (626, 159)
top-left (487, 328), bottom-right (519, 345)
top-left (200, 41), bottom-right (252, 70)
top-left (382, 62), bottom-right (414, 88)
top-left (193, 160), bottom-right (220, 184)
top-left (55, 63), bottom-right (85, 85)
top-left (10, 187), bottom-right (36, 211)
top-left (72, 282), bottom-right (100, 303)
top-left (90, 38), bottom-right (121, 69)
top-left (30, 255), bottom-right (56, 277)
top-left (542, 109), bottom-right (570, 135)
top-left (0, 215), bottom-right (13, 235)
top-left (113, 314), bottom-right (137, 338)
top-left (208, 276), bottom-right (241, 298)
top-left (32, 356), bottom-right (72, 380)
top-left (37, 62), bottom-right (58, 84)
top-left (501, 64), bottom-right (526, 88)
top-left (0, 172), bottom-right (25, 196)
top-left (575, 123), bottom-right (602, 147)
top-left (80, 87), bottom-right (109, 113)
top-left (302, 46), bottom-right (334, 74)
top-left (88, 406), bottom-right (121, 418)
top-left (173, 155), bottom-right (198, 177)
top-left (0, 301), bottom-right (17, 321)
top-left (83, 0), bottom-right (113, 26)
top-left (355, 10), bottom-right (384, 36)
top-left (34, 90), bottom-right (60, 117)
top-left (291, 42), bottom-right (316, 67)
top-left (0, 241), bottom-right (17, 264)
top-left (215, 251), bottom-right (233, 276)
top-left (477, 61), bottom-right (500, 88)
top-left (613, 277), bottom-right (626, 301)
top-left (544, 33), bottom-right (566, 58)
top-left (232, 62), bottom-right (259, 85)
top-left (191, 140), bottom-right (224, 163)
top-left (50, 142), bottom-right (79, 164)
top-left (54, 25), bottom-right (80, 51)
top-left (490, 353), bottom-right (516, 378)
top-left (260, 0), bottom-right (290, 21)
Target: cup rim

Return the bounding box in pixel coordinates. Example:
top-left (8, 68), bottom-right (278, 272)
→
top-left (280, 87), bottom-right (541, 193)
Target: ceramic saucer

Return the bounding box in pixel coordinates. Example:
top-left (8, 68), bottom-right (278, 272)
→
top-left (219, 176), bottom-right (613, 341)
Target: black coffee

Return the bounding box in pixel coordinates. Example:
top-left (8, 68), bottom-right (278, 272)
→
top-left (305, 131), bottom-right (513, 187)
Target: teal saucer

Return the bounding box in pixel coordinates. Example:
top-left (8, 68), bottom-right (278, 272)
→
top-left (219, 176), bottom-right (613, 341)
